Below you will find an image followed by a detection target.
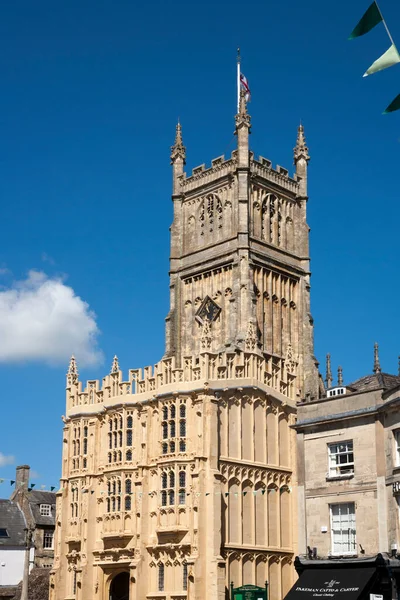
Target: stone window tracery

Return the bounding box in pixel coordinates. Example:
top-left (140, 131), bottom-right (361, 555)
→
top-left (70, 484), bottom-right (79, 518)
top-left (126, 416), bottom-right (133, 447)
top-left (124, 478), bottom-right (132, 511)
top-left (259, 193), bottom-right (283, 246)
top-left (106, 412), bottom-right (134, 464)
top-left (106, 477), bottom-right (121, 513)
top-left (83, 425), bottom-right (88, 457)
top-left (161, 472), bottom-right (168, 506)
top-left (183, 562), bottom-right (188, 591)
top-left (158, 563), bottom-right (164, 591)
top-left (179, 471), bottom-right (186, 505)
top-left (199, 194), bottom-right (223, 240)
top-left (160, 400), bottom-right (187, 455)
top-left (160, 466), bottom-right (187, 507)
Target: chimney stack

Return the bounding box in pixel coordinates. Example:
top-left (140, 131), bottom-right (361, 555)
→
top-left (15, 465), bottom-right (30, 491)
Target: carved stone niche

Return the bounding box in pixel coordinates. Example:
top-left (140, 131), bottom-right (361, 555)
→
top-left (102, 536), bottom-right (131, 551)
top-left (66, 539), bottom-right (81, 551)
top-left (156, 527), bottom-right (189, 546)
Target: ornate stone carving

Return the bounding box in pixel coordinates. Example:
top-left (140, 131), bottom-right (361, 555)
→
top-left (201, 320), bottom-right (212, 350)
top-left (110, 355), bottom-right (119, 374)
top-left (67, 355), bottom-right (78, 386)
top-left (285, 342), bottom-right (297, 374)
top-left (245, 321), bottom-right (257, 351)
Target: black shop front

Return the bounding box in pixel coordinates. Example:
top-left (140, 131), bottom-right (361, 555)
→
top-left (284, 554), bottom-right (400, 600)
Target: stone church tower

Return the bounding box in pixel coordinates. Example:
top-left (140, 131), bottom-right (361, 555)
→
top-left (50, 92), bottom-right (319, 600)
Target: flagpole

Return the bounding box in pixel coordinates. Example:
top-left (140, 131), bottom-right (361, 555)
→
top-left (375, 0), bottom-right (395, 46)
top-left (237, 47), bottom-right (241, 113)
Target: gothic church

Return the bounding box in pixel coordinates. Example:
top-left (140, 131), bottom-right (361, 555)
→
top-left (50, 91), bottom-right (320, 600)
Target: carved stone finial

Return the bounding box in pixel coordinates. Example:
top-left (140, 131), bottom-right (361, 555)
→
top-left (337, 366), bottom-right (343, 386)
top-left (325, 353), bottom-right (333, 389)
top-left (170, 120), bottom-right (186, 164)
top-left (110, 355), bottom-right (119, 374)
top-left (373, 342), bottom-right (381, 374)
top-left (201, 320), bottom-right (212, 350)
top-left (294, 123), bottom-right (310, 163)
top-left (235, 89), bottom-right (251, 131)
top-left (67, 355), bottom-right (78, 386)
top-left (245, 321), bottom-right (257, 351)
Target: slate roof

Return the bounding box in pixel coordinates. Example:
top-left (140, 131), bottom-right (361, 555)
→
top-left (347, 372), bottom-right (400, 393)
top-left (0, 587), bottom-right (17, 598)
top-left (0, 500), bottom-right (26, 547)
top-left (27, 491), bottom-right (56, 527)
top-left (11, 567), bottom-right (51, 600)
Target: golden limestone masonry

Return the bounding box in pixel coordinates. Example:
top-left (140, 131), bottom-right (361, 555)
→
top-left (51, 91), bottom-right (320, 600)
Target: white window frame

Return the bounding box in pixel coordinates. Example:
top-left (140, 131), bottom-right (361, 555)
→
top-left (40, 504), bottom-right (52, 516)
top-left (43, 530), bottom-right (54, 549)
top-left (328, 440), bottom-right (354, 478)
top-left (394, 430), bottom-right (400, 467)
top-left (330, 502), bottom-right (356, 556)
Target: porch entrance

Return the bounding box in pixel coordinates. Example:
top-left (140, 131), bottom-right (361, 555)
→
top-left (110, 572), bottom-right (130, 600)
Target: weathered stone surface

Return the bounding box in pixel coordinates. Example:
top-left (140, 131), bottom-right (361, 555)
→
top-left (52, 100), bottom-right (319, 600)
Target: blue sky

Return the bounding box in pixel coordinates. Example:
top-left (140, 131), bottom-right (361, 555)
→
top-left (0, 0), bottom-right (400, 488)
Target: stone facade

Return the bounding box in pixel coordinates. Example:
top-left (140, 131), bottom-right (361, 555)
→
top-left (51, 93), bottom-right (320, 600)
top-left (296, 350), bottom-right (400, 560)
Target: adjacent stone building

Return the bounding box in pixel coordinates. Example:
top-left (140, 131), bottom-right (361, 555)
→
top-left (51, 92), bottom-right (320, 600)
top-left (296, 346), bottom-right (400, 560)
top-left (11, 465), bottom-right (56, 569)
top-left (0, 499), bottom-right (27, 588)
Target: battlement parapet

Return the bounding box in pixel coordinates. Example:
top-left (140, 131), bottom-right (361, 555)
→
top-left (179, 150), bottom-right (299, 196)
top-left (181, 155), bottom-right (237, 193)
top-left (66, 349), bottom-right (298, 412)
top-left (252, 158), bottom-right (300, 195)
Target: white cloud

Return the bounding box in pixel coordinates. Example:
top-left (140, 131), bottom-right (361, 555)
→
top-left (0, 453), bottom-right (15, 467)
top-left (0, 270), bottom-right (102, 366)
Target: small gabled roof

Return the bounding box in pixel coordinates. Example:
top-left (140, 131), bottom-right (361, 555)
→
top-left (347, 372), bottom-right (400, 393)
top-left (27, 491), bottom-right (56, 527)
top-left (0, 499), bottom-right (26, 547)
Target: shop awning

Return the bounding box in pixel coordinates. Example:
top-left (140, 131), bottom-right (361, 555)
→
top-left (284, 567), bottom-right (377, 600)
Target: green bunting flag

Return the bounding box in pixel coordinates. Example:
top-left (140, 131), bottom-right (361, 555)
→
top-left (349, 1), bottom-right (382, 39)
top-left (383, 93), bottom-right (400, 113)
top-left (364, 44), bottom-right (400, 76)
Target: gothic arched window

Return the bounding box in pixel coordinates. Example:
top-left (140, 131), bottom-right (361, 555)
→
top-left (158, 564), bottom-right (164, 592)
